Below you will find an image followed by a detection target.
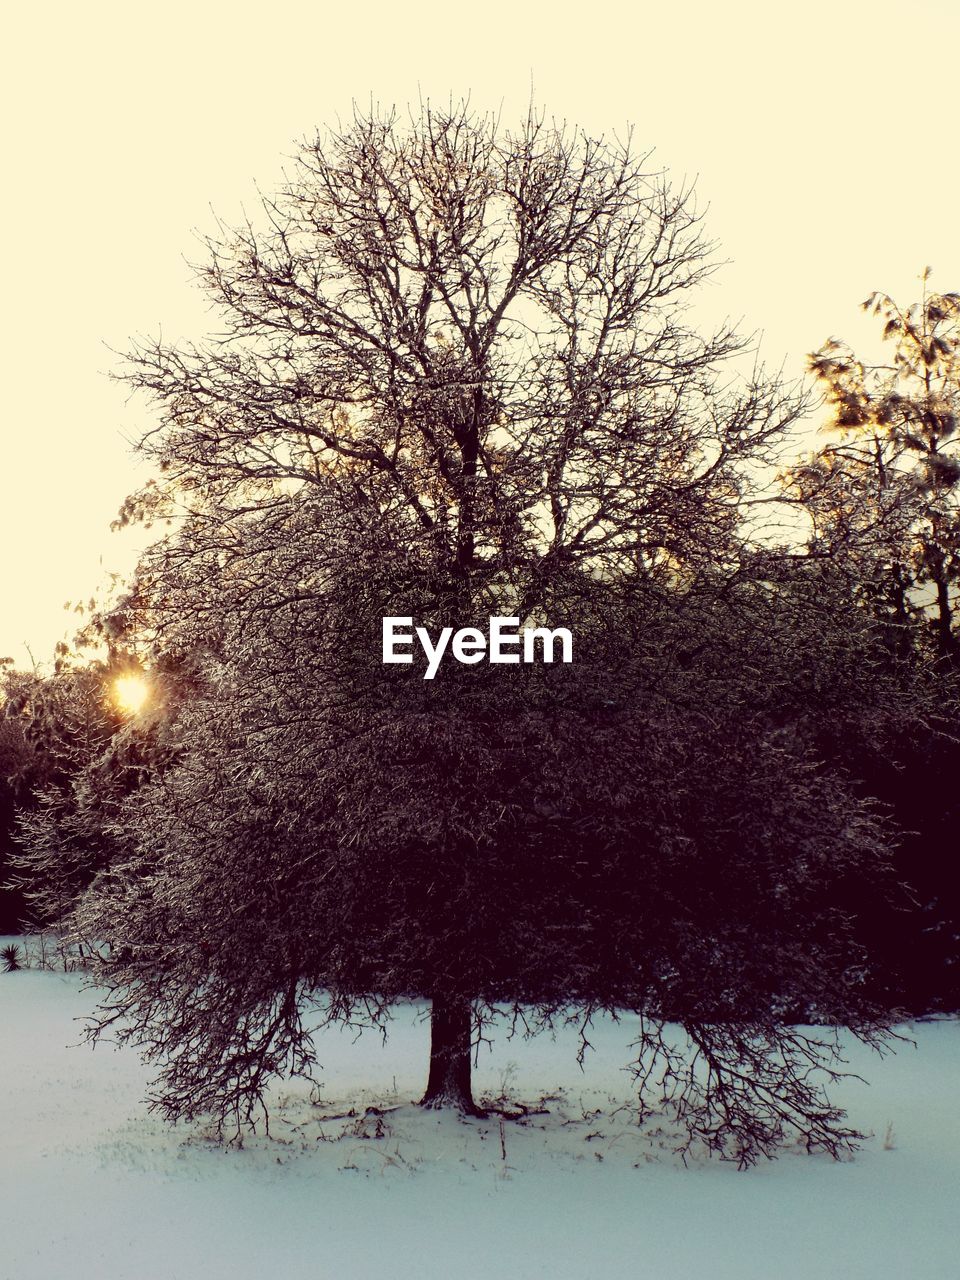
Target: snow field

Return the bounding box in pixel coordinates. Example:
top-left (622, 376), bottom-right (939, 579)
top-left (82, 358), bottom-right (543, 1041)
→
top-left (1, 944), bottom-right (957, 1280)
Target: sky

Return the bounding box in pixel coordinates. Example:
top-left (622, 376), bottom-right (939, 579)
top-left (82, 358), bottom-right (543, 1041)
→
top-left (2, 0), bottom-right (959, 662)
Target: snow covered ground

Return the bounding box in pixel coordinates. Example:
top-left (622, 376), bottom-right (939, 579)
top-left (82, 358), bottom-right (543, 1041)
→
top-left (1, 939), bottom-right (957, 1280)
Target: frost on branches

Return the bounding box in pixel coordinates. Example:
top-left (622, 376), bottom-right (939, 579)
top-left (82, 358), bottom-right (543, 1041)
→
top-left (63, 103), bottom-right (911, 1165)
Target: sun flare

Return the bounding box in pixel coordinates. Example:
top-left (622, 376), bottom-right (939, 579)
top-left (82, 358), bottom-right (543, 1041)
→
top-left (113, 672), bottom-right (150, 716)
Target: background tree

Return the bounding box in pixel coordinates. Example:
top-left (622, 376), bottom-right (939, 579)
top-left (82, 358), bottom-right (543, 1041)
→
top-left (1, 653), bottom-right (122, 935)
top-left (70, 103), bottom-right (902, 1162)
top-left (2, 643), bottom-right (181, 939)
top-left (786, 275), bottom-right (960, 1009)
top-left (794, 271), bottom-right (960, 660)
top-left (0, 659), bottom-right (33, 932)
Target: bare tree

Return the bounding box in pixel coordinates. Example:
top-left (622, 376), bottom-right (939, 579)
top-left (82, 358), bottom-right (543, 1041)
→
top-left (121, 102), bottom-right (798, 593)
top-left (68, 103), bottom-right (900, 1160)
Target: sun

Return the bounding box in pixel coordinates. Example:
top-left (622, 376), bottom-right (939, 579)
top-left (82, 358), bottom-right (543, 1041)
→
top-left (113, 672), bottom-right (150, 716)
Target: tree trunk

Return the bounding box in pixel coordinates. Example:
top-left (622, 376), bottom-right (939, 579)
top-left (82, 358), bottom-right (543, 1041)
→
top-left (420, 993), bottom-right (483, 1115)
top-left (934, 569), bottom-right (955, 661)
top-left (889, 563), bottom-right (912, 661)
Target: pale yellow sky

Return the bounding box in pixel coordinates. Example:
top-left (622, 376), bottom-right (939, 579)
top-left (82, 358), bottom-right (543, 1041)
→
top-left (2, 0), bottom-right (958, 662)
